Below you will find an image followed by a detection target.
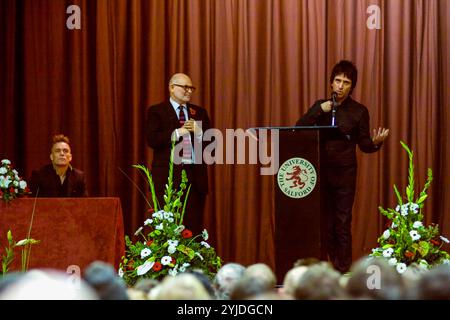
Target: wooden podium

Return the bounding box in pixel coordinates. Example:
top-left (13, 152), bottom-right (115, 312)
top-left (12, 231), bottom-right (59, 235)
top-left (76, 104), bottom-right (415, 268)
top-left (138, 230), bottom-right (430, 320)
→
top-left (270, 126), bottom-right (338, 283)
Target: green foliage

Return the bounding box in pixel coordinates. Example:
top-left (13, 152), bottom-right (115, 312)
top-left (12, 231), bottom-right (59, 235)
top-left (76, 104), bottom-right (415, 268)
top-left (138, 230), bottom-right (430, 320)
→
top-left (1, 230), bottom-right (40, 276)
top-left (371, 141), bottom-right (450, 273)
top-left (119, 142), bottom-right (221, 285)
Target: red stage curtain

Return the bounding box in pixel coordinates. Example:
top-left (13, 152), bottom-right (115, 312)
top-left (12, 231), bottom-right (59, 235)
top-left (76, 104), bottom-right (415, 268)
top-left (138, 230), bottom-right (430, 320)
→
top-left (0, 0), bottom-right (449, 271)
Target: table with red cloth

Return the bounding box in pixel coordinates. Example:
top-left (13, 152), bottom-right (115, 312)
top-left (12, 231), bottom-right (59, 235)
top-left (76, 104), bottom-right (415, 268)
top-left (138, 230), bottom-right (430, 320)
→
top-left (0, 197), bottom-right (125, 273)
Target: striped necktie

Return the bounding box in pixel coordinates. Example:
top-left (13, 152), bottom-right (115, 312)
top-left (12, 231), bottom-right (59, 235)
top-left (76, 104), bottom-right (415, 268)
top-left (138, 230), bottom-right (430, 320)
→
top-left (178, 105), bottom-right (192, 162)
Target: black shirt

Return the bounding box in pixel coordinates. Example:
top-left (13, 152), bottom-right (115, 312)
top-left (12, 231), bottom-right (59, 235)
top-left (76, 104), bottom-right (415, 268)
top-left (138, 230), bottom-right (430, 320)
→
top-left (296, 97), bottom-right (381, 167)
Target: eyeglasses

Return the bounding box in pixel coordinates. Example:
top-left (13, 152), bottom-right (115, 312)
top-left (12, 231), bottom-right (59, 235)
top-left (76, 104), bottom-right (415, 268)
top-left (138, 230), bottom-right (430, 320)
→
top-left (172, 83), bottom-right (196, 92)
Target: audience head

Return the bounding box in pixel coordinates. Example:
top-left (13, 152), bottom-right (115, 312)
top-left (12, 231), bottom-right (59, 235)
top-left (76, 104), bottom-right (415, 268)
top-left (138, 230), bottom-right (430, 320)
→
top-left (243, 263), bottom-right (277, 289)
top-left (346, 256), bottom-right (405, 300)
top-left (83, 261), bottom-right (129, 300)
top-left (0, 269), bottom-right (98, 300)
top-left (153, 273), bottom-right (211, 300)
top-left (229, 275), bottom-right (271, 300)
top-left (186, 270), bottom-right (215, 298)
top-left (293, 263), bottom-right (346, 300)
top-left (213, 262), bottom-right (246, 299)
top-left (293, 257), bottom-right (321, 267)
top-left (282, 266), bottom-right (309, 297)
top-left (412, 263), bottom-right (450, 300)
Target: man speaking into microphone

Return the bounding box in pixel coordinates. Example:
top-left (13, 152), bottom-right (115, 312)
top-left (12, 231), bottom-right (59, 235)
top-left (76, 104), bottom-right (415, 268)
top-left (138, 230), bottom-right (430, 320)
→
top-left (295, 60), bottom-right (389, 273)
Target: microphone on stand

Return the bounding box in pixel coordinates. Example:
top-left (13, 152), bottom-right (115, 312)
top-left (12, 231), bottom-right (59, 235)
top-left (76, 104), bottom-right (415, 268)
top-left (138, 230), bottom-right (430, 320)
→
top-left (331, 92), bottom-right (337, 126)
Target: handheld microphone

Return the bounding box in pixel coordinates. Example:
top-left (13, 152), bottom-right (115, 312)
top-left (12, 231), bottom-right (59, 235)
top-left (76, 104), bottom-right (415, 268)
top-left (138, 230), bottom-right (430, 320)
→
top-left (331, 92), bottom-right (337, 126)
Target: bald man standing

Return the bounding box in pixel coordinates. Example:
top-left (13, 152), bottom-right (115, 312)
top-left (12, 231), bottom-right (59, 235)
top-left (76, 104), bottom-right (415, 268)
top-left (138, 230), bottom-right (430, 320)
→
top-left (146, 73), bottom-right (211, 235)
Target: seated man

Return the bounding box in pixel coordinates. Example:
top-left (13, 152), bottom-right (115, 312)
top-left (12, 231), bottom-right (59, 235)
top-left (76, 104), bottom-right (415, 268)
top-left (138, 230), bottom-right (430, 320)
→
top-left (29, 134), bottom-right (87, 197)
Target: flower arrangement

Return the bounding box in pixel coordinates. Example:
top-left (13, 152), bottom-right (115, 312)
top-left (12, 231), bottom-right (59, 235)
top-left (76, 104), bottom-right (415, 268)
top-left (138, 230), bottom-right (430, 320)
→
top-left (119, 143), bottom-right (222, 285)
top-left (0, 159), bottom-right (29, 202)
top-left (370, 141), bottom-right (450, 273)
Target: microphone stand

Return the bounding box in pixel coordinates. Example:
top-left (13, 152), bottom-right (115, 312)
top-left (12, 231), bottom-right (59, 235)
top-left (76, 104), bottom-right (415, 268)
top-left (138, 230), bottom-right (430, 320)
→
top-left (331, 93), bottom-right (337, 126)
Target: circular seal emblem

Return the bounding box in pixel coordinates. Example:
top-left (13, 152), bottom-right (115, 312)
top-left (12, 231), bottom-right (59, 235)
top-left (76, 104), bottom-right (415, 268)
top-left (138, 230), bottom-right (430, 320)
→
top-left (277, 157), bottom-right (317, 198)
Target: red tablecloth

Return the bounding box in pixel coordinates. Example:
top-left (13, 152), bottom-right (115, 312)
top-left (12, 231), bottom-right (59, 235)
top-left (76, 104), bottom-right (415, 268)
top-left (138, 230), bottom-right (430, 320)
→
top-left (0, 198), bottom-right (125, 273)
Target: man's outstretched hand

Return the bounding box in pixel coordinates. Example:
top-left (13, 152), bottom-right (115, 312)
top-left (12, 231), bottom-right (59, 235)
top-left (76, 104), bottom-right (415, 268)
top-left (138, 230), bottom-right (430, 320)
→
top-left (372, 127), bottom-right (390, 145)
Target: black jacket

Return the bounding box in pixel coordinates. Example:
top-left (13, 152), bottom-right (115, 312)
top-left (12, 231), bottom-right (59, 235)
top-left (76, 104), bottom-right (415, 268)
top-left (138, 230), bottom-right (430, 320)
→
top-left (29, 164), bottom-right (87, 197)
top-left (145, 101), bottom-right (211, 194)
top-left (296, 97), bottom-right (381, 167)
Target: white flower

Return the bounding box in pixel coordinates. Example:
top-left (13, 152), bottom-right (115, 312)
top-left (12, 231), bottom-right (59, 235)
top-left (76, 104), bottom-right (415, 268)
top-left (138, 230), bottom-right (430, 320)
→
top-left (1, 159), bottom-right (11, 165)
top-left (201, 241), bottom-right (210, 248)
top-left (382, 230), bottom-right (390, 240)
top-left (174, 225), bottom-right (185, 233)
top-left (136, 261), bottom-right (155, 276)
top-left (13, 181), bottom-right (18, 187)
top-left (391, 222), bottom-right (397, 228)
top-left (168, 245), bottom-right (177, 254)
top-left (140, 248), bottom-right (152, 259)
top-left (410, 203), bottom-right (419, 213)
top-left (410, 230), bottom-right (421, 241)
top-left (413, 221), bottom-right (423, 229)
top-left (168, 267), bottom-right (178, 277)
top-left (202, 229), bottom-right (209, 241)
top-left (134, 227), bottom-right (143, 236)
top-left (144, 218), bottom-right (153, 226)
top-left (118, 268), bottom-right (124, 278)
top-left (0, 167), bottom-right (7, 174)
top-left (195, 252), bottom-right (204, 261)
top-left (388, 258), bottom-right (397, 266)
top-left (152, 211), bottom-right (164, 219)
top-left (418, 260), bottom-right (429, 270)
top-left (442, 259), bottom-right (450, 265)
top-left (161, 256), bottom-right (172, 265)
top-left (179, 263), bottom-right (190, 272)
top-left (167, 217), bottom-right (174, 223)
top-left (439, 236), bottom-right (450, 243)
top-left (12, 169), bottom-right (18, 175)
top-left (382, 248), bottom-right (394, 258)
top-left (400, 205), bottom-right (409, 216)
top-left (156, 223), bottom-right (163, 230)
top-left (0, 177), bottom-right (11, 188)
top-left (396, 263), bottom-right (407, 274)
top-left (163, 211), bottom-right (173, 219)
top-left (19, 180), bottom-right (27, 189)
top-left (168, 240), bottom-right (179, 247)
top-left (395, 205), bottom-right (400, 212)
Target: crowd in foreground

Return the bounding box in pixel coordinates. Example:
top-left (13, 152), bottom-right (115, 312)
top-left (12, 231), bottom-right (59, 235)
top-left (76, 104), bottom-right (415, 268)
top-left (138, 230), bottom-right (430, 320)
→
top-left (0, 256), bottom-right (449, 300)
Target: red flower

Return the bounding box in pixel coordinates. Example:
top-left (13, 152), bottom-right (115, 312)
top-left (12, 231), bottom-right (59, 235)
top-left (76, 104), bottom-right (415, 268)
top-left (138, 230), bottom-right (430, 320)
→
top-left (9, 187), bottom-right (15, 193)
top-left (404, 250), bottom-right (415, 258)
top-left (146, 240), bottom-right (153, 246)
top-left (127, 260), bottom-right (135, 270)
top-left (431, 239), bottom-right (441, 246)
top-left (153, 261), bottom-right (162, 271)
top-left (171, 257), bottom-right (177, 265)
top-left (182, 229), bottom-right (193, 238)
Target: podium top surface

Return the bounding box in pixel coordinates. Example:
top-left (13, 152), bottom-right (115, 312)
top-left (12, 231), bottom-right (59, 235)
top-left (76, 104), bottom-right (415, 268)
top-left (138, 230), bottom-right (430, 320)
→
top-left (248, 125), bottom-right (338, 131)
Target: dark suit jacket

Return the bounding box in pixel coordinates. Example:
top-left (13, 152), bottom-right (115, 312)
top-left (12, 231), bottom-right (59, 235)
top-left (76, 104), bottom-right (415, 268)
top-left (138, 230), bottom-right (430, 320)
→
top-left (146, 101), bottom-right (211, 194)
top-left (296, 97), bottom-right (381, 168)
top-left (29, 164), bottom-right (87, 197)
